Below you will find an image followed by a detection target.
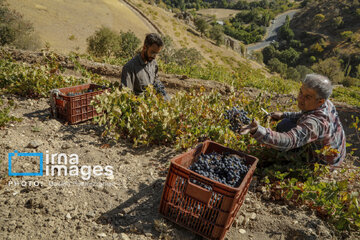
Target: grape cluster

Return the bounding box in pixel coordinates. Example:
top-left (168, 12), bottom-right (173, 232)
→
top-left (189, 152), bottom-right (249, 188)
top-left (67, 92), bottom-right (82, 96)
top-left (153, 81), bottom-right (167, 97)
top-left (224, 107), bottom-right (251, 132)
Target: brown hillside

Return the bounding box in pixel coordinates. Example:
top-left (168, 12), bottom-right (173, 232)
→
top-left (290, 0), bottom-right (360, 55)
top-left (7, 0), bottom-right (152, 54)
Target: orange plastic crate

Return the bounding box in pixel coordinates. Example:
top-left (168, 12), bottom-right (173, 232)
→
top-left (53, 84), bottom-right (107, 124)
top-left (159, 140), bottom-right (258, 240)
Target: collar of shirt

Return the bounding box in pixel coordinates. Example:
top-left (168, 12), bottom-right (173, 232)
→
top-left (137, 53), bottom-right (147, 66)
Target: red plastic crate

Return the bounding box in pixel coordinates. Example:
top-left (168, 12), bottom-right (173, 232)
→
top-left (159, 140), bottom-right (258, 240)
top-left (52, 84), bottom-right (107, 124)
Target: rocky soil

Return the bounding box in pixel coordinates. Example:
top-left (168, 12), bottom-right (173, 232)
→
top-left (0, 50), bottom-right (360, 240)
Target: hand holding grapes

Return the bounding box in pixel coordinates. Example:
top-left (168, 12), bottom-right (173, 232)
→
top-left (238, 119), bottom-right (259, 135)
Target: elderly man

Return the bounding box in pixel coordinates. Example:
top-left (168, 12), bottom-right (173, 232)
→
top-left (240, 74), bottom-right (346, 166)
top-left (121, 33), bottom-right (169, 100)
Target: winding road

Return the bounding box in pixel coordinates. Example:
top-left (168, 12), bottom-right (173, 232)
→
top-left (247, 10), bottom-right (299, 52)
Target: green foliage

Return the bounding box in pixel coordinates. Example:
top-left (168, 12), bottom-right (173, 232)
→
top-left (252, 51), bottom-right (263, 64)
top-left (116, 31), bottom-right (141, 59)
top-left (278, 16), bottom-right (294, 41)
top-left (158, 35), bottom-right (175, 64)
top-left (314, 13), bottom-right (325, 24)
top-left (0, 54), bottom-right (108, 98)
top-left (87, 27), bottom-right (121, 58)
top-left (279, 47), bottom-right (300, 67)
top-left (92, 86), bottom-right (263, 149)
top-left (194, 17), bottom-right (209, 36)
top-left (262, 45), bottom-right (279, 64)
top-left (340, 31), bottom-right (353, 40)
top-left (332, 86), bottom-right (360, 107)
top-left (209, 24), bottom-right (224, 46)
top-left (285, 67), bottom-right (300, 81)
top-left (342, 77), bottom-right (360, 87)
top-left (0, 99), bottom-right (22, 127)
top-left (312, 57), bottom-right (344, 83)
top-left (268, 57), bottom-right (287, 75)
top-left (0, 0), bottom-right (40, 50)
top-left (87, 27), bottom-right (140, 59)
top-left (333, 16), bottom-right (344, 28)
top-left (172, 48), bottom-right (203, 66)
top-left (262, 160), bottom-right (360, 231)
top-left (296, 65), bottom-right (313, 81)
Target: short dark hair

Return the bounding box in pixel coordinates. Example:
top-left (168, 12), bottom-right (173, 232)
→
top-left (144, 33), bottom-right (163, 47)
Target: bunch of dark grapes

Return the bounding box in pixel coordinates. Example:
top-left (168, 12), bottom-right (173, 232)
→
top-left (224, 107), bottom-right (251, 132)
top-left (189, 152), bottom-right (249, 188)
top-left (153, 81), bottom-right (167, 97)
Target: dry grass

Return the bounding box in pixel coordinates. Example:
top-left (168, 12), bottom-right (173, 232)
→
top-left (8, 0), bottom-right (151, 54)
top-left (197, 8), bottom-right (240, 20)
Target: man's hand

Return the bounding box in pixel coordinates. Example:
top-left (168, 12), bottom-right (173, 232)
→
top-left (238, 119), bottom-right (259, 135)
top-left (270, 111), bottom-right (284, 121)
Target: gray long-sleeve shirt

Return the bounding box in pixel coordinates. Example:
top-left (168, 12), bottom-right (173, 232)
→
top-left (121, 54), bottom-right (161, 95)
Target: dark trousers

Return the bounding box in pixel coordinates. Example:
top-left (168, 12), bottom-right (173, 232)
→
top-left (276, 118), bottom-right (297, 133)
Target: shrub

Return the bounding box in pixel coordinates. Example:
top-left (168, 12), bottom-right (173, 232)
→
top-left (0, 99), bottom-right (22, 127)
top-left (159, 35), bottom-right (175, 64)
top-left (115, 31), bottom-right (141, 59)
top-left (262, 45), bottom-right (278, 64)
top-left (172, 47), bottom-right (203, 66)
top-left (340, 31), bottom-right (353, 40)
top-left (194, 17), bottom-right (209, 37)
top-left (209, 25), bottom-right (224, 46)
top-left (267, 58), bottom-right (287, 75)
top-left (296, 65), bottom-right (313, 81)
top-left (286, 67), bottom-right (300, 81)
top-left (252, 51), bottom-right (263, 64)
top-left (0, 0), bottom-right (41, 50)
top-left (312, 57), bottom-right (344, 83)
top-left (87, 26), bottom-right (121, 57)
top-left (342, 76), bottom-right (360, 87)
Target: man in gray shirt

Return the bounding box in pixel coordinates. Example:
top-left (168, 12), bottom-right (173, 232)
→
top-left (121, 33), bottom-right (169, 100)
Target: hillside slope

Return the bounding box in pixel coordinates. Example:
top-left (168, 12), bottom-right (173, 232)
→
top-left (7, 0), bottom-right (152, 54)
top-left (290, 0), bottom-right (360, 56)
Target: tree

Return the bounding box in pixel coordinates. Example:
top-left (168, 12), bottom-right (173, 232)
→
top-left (209, 25), bottom-right (224, 46)
top-left (268, 58), bottom-right (287, 75)
top-left (262, 45), bottom-right (278, 64)
top-left (279, 47), bottom-right (300, 66)
top-left (194, 17), bottom-right (209, 37)
top-left (311, 57), bottom-right (344, 83)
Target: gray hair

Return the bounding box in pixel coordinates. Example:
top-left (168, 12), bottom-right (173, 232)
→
top-left (302, 74), bottom-right (332, 100)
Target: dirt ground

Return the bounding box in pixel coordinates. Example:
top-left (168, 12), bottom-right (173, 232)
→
top-left (0, 96), bottom-right (358, 240)
top-left (0, 59), bottom-right (359, 239)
